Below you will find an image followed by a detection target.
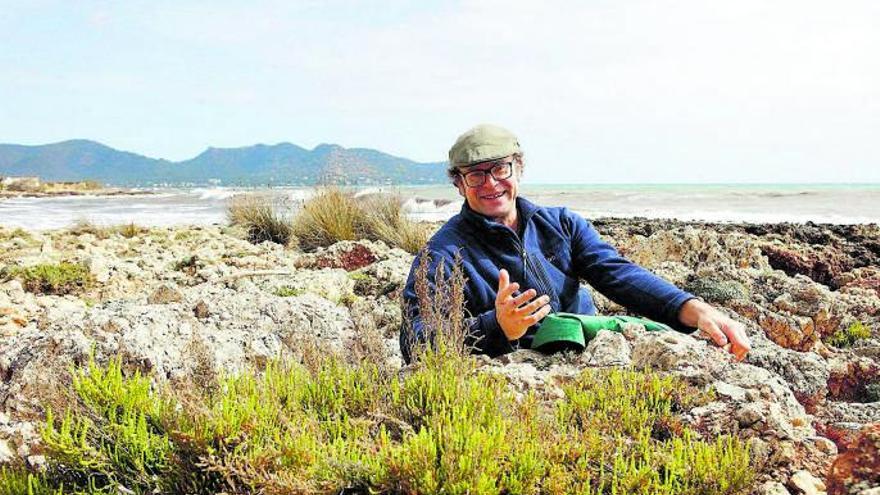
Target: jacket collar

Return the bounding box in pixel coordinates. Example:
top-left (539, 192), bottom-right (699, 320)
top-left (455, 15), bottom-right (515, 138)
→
top-left (459, 196), bottom-right (539, 234)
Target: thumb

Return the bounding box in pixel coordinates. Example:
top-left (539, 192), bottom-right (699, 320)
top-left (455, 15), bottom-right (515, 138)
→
top-left (700, 318), bottom-right (729, 348)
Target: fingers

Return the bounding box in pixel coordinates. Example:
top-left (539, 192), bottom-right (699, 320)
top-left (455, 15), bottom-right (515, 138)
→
top-left (498, 269), bottom-right (509, 291)
top-left (522, 304), bottom-right (552, 325)
top-left (516, 294), bottom-right (550, 315)
top-left (723, 322), bottom-right (751, 361)
top-left (510, 289), bottom-right (538, 307)
top-left (700, 318), bottom-right (728, 348)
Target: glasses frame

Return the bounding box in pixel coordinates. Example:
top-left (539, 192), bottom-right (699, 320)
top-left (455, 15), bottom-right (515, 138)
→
top-left (459, 160), bottom-right (515, 188)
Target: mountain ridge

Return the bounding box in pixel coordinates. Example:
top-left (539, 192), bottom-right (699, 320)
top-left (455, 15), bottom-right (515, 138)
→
top-left (0, 140), bottom-right (447, 186)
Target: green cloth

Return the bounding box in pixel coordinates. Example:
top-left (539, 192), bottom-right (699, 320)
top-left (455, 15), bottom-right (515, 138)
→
top-left (531, 313), bottom-right (673, 353)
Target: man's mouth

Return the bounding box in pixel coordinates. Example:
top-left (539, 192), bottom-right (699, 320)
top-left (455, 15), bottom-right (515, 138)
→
top-left (480, 191), bottom-right (506, 200)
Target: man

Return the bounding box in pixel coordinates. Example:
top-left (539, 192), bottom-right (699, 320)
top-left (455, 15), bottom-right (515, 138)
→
top-left (400, 124), bottom-right (751, 364)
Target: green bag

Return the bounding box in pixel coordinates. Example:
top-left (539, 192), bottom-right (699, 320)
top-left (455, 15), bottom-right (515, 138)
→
top-left (531, 313), bottom-right (672, 354)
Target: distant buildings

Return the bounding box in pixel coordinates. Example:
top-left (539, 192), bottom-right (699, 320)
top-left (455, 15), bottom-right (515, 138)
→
top-left (0, 176), bottom-right (41, 191)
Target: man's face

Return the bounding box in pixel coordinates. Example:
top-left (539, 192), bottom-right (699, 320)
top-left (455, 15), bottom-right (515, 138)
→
top-left (455, 155), bottom-right (521, 225)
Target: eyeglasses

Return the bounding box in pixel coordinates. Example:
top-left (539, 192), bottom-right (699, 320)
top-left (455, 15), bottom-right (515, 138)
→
top-left (459, 161), bottom-right (514, 188)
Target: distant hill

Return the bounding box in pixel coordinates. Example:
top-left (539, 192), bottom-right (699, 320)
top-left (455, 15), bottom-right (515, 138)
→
top-left (0, 140), bottom-right (448, 186)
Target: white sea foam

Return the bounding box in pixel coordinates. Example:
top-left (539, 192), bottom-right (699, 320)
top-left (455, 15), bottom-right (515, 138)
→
top-left (1, 185), bottom-right (878, 230)
top-left (193, 187), bottom-right (240, 200)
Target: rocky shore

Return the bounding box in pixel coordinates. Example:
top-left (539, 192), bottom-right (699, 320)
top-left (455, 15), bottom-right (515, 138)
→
top-left (0, 218), bottom-right (878, 494)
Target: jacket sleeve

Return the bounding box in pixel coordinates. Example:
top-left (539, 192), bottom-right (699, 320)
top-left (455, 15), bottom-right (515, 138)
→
top-left (564, 210), bottom-right (696, 328)
top-left (399, 250), bottom-right (515, 364)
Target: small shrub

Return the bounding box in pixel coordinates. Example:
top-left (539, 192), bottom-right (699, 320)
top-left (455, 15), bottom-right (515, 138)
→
top-left (2, 262), bottom-right (93, 295)
top-left (116, 222), bottom-right (144, 238)
top-left (274, 285), bottom-right (303, 297)
top-left (228, 193), bottom-right (295, 245)
top-left (402, 249), bottom-right (470, 361)
top-left (173, 230), bottom-right (193, 241)
top-left (171, 255), bottom-right (200, 274)
top-left (348, 271), bottom-right (371, 282)
top-left (827, 321), bottom-right (872, 348)
top-left (68, 219), bottom-right (110, 239)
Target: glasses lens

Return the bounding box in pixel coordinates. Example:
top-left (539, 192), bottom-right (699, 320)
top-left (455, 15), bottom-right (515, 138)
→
top-left (491, 162), bottom-right (513, 180)
top-left (464, 171), bottom-right (486, 187)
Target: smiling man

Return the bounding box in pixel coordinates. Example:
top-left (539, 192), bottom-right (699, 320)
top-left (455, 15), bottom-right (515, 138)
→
top-left (399, 124), bottom-right (750, 363)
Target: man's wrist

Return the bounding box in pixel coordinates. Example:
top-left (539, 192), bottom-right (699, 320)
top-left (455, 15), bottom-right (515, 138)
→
top-left (678, 297), bottom-right (710, 327)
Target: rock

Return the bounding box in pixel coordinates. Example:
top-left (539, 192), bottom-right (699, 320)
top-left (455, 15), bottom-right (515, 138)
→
top-left (193, 300), bottom-right (210, 319)
top-left (630, 330), bottom-right (707, 371)
top-left (579, 330), bottom-right (631, 366)
top-left (85, 254), bottom-right (112, 283)
top-left (827, 424), bottom-right (880, 495)
top-left (26, 454), bottom-right (46, 469)
top-left (760, 481), bottom-right (792, 495)
top-left (147, 284), bottom-right (184, 304)
top-left (747, 331), bottom-right (829, 408)
top-left (749, 437), bottom-right (772, 467)
top-left (809, 436), bottom-right (839, 456)
top-left (0, 439), bottom-right (14, 463)
top-left (736, 403), bottom-right (765, 427)
top-left (789, 470), bottom-right (826, 495)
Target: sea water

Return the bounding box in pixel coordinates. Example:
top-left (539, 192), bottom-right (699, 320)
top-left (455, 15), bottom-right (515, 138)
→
top-left (0, 184), bottom-right (877, 230)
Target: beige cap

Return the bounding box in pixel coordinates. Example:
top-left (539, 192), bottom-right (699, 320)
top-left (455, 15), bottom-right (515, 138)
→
top-left (448, 124), bottom-right (521, 167)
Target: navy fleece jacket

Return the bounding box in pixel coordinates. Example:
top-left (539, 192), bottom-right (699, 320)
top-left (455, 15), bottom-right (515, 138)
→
top-left (399, 197), bottom-right (696, 363)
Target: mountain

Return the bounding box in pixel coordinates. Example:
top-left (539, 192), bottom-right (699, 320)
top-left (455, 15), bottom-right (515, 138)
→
top-left (0, 140), bottom-right (448, 186)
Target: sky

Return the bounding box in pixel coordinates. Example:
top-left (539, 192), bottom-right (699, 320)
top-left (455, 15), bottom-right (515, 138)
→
top-left (1, 0), bottom-right (878, 183)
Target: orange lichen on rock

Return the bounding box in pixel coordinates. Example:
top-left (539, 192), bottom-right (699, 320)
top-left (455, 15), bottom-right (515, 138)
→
top-left (827, 423), bottom-right (880, 495)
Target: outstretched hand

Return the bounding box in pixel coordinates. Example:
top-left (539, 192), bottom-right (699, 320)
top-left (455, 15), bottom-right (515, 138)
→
top-left (678, 298), bottom-right (751, 361)
top-left (495, 269), bottom-right (552, 341)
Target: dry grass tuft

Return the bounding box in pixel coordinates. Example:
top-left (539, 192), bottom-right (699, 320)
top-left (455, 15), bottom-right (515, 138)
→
top-left (359, 194), bottom-right (430, 254)
top-left (227, 193), bottom-right (296, 246)
top-left (291, 188), bottom-right (362, 251)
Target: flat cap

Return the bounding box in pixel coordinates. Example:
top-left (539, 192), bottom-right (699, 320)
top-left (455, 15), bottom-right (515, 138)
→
top-left (448, 124), bottom-right (521, 167)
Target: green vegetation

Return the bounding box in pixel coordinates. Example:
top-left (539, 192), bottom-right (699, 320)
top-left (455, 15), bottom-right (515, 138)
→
top-left (273, 285), bottom-right (304, 297)
top-left (227, 193), bottom-right (296, 246)
top-left (826, 321), bottom-right (872, 348)
top-left (115, 223), bottom-right (144, 239)
top-left (0, 351), bottom-right (754, 495)
top-left (0, 227), bottom-right (32, 242)
top-left (683, 277), bottom-right (750, 304)
top-left (348, 271), bottom-right (372, 282)
top-left (1, 262), bottom-right (93, 295)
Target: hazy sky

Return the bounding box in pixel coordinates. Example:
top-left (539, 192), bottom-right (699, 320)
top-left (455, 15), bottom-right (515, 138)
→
top-left (1, 1), bottom-right (877, 183)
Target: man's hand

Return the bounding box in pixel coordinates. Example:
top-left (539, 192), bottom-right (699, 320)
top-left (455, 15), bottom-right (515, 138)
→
top-left (495, 269), bottom-right (552, 341)
top-left (678, 298), bottom-right (751, 361)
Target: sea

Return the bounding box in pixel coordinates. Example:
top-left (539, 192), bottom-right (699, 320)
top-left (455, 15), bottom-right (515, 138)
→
top-left (0, 184), bottom-right (878, 230)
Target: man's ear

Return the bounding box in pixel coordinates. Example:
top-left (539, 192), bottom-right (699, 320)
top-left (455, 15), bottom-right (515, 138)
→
top-left (453, 176), bottom-right (466, 197)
